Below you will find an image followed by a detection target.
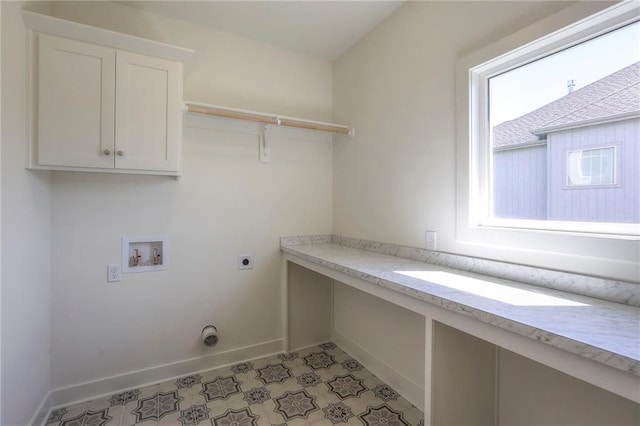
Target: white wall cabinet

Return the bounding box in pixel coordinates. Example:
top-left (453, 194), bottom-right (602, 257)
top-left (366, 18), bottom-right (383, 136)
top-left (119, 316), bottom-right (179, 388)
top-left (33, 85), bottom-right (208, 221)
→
top-left (23, 11), bottom-right (193, 176)
top-left (37, 34), bottom-right (182, 174)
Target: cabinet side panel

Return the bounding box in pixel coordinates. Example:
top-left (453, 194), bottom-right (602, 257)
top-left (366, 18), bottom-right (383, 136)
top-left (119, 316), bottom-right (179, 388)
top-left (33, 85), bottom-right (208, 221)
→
top-left (432, 322), bottom-right (496, 426)
top-left (38, 34), bottom-right (114, 168)
top-left (499, 349), bottom-right (640, 425)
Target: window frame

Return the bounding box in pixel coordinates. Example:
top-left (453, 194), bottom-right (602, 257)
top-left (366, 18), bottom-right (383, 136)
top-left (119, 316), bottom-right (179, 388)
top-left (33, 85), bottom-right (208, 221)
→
top-left (455, 1), bottom-right (640, 283)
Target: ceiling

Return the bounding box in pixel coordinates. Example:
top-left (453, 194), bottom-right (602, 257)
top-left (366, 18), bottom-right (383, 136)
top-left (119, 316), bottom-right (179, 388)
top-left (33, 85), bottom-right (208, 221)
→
top-left (117, 1), bottom-right (405, 60)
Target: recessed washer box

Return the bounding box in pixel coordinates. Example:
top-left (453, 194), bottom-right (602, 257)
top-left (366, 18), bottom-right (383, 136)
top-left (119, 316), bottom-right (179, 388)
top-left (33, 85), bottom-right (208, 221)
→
top-left (122, 236), bottom-right (169, 273)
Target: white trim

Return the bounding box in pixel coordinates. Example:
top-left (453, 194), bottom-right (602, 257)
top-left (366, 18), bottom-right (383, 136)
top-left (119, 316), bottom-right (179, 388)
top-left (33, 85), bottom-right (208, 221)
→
top-left (289, 340), bottom-right (334, 353)
top-left (476, 218), bottom-right (637, 238)
top-left (21, 10), bottom-right (193, 61)
top-left (455, 0), bottom-right (640, 282)
top-left (333, 329), bottom-right (425, 411)
top-left (281, 255), bottom-right (289, 353)
top-left (29, 391), bottom-right (52, 426)
top-left (424, 316), bottom-right (433, 424)
top-left (27, 164), bottom-right (181, 176)
top-left (47, 338), bottom-right (283, 410)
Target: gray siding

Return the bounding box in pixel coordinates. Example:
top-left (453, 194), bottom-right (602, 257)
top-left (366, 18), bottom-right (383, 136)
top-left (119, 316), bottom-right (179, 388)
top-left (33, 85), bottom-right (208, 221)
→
top-left (547, 119), bottom-right (639, 223)
top-left (493, 144), bottom-right (547, 220)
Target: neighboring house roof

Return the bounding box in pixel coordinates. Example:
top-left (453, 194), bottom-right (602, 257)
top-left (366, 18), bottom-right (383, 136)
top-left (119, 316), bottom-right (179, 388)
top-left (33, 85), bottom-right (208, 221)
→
top-left (493, 61), bottom-right (640, 147)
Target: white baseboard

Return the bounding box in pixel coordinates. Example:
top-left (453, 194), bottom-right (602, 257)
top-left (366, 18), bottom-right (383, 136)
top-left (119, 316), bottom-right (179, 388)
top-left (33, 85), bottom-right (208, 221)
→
top-left (28, 390), bottom-right (52, 426)
top-left (333, 329), bottom-right (424, 411)
top-left (47, 339), bottom-right (283, 411)
top-left (289, 340), bottom-right (332, 353)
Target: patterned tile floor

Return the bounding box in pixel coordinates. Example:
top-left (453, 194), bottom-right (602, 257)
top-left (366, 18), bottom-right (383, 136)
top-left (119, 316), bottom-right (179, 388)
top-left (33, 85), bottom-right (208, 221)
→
top-left (46, 343), bottom-right (424, 426)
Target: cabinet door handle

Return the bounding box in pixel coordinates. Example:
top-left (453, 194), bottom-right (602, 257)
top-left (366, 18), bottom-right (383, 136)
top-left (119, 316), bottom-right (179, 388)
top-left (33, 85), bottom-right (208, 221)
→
top-left (103, 149), bottom-right (112, 156)
top-left (117, 150), bottom-right (125, 157)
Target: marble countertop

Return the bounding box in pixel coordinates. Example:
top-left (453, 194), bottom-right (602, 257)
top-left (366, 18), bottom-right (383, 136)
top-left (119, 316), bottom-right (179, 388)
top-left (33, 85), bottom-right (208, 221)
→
top-left (281, 240), bottom-right (640, 376)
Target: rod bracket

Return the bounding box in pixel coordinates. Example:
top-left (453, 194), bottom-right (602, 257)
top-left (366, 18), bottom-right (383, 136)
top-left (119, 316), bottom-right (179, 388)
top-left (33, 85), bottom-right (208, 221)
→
top-left (259, 118), bottom-right (282, 163)
top-left (260, 123), bottom-right (274, 162)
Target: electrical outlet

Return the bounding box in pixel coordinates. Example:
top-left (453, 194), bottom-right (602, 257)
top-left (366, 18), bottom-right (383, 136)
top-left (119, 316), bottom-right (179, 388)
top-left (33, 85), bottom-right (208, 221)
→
top-left (425, 231), bottom-right (437, 251)
top-left (107, 264), bottom-right (122, 282)
top-left (238, 255), bottom-right (254, 270)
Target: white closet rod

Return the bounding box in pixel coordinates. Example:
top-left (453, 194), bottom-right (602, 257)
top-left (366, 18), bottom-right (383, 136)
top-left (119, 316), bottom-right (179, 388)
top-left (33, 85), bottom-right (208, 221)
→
top-left (184, 101), bottom-right (353, 136)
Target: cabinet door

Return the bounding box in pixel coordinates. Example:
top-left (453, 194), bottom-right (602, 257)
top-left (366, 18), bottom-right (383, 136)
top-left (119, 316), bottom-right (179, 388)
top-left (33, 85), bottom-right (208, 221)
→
top-left (115, 51), bottom-right (181, 172)
top-left (38, 34), bottom-right (115, 168)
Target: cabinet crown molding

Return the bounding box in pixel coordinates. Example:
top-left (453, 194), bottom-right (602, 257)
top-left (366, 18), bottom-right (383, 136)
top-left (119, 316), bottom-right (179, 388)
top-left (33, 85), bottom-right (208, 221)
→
top-left (22, 10), bottom-right (194, 62)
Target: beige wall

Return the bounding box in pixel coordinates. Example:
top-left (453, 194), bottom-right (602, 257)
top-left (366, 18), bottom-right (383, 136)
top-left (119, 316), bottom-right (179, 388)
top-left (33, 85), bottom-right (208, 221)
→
top-left (1, 2), bottom-right (53, 424)
top-left (49, 1), bottom-right (333, 390)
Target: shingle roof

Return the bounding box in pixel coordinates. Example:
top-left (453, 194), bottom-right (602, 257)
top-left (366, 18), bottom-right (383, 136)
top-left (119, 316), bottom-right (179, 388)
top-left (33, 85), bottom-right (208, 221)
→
top-left (492, 62), bottom-right (640, 147)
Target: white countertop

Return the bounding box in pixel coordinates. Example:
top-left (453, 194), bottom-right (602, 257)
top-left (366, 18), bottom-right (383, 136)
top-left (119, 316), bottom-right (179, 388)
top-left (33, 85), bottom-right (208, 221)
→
top-left (281, 241), bottom-right (640, 376)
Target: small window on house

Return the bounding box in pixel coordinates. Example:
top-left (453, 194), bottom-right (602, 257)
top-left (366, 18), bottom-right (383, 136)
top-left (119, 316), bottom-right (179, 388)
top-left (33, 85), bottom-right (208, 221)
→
top-left (466, 6), bottom-right (639, 234)
top-left (567, 146), bottom-right (616, 187)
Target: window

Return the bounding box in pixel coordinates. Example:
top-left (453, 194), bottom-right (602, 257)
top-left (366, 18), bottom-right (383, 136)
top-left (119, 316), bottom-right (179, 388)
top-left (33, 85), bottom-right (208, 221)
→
top-left (465, 2), bottom-right (639, 235)
top-left (566, 146), bottom-right (616, 187)
top-left (455, 1), bottom-right (639, 282)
